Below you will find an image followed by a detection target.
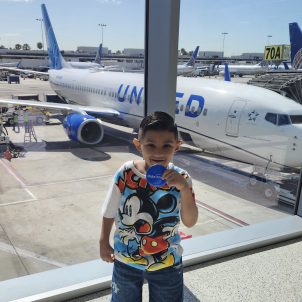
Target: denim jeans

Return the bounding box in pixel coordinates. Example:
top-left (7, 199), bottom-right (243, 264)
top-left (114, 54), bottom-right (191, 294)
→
top-left (111, 258), bottom-right (183, 302)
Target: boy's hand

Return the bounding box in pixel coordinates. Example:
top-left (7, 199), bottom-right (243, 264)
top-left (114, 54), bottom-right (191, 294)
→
top-left (99, 240), bottom-right (115, 263)
top-left (162, 169), bottom-right (189, 191)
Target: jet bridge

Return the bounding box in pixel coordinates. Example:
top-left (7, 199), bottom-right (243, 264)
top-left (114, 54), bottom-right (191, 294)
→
top-left (247, 70), bottom-right (302, 105)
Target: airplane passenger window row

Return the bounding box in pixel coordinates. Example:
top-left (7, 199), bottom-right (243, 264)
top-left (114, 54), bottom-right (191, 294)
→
top-left (265, 113), bottom-right (291, 126)
top-left (49, 80), bottom-right (142, 103)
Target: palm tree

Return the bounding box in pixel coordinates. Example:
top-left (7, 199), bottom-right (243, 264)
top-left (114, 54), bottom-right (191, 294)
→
top-left (37, 42), bottom-right (43, 50)
top-left (180, 48), bottom-right (188, 55)
top-left (188, 51), bottom-right (193, 56)
top-left (15, 44), bottom-right (22, 50)
top-left (22, 44), bottom-right (31, 50)
top-left (116, 50), bottom-right (121, 54)
top-left (0, 45), bottom-right (5, 49)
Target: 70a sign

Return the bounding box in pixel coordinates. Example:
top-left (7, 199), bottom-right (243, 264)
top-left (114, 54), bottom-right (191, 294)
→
top-left (264, 45), bottom-right (290, 61)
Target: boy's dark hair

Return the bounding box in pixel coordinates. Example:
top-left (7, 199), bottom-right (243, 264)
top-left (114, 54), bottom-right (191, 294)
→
top-left (138, 111), bottom-right (178, 141)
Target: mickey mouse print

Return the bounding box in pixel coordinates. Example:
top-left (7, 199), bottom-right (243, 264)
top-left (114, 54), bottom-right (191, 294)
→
top-left (102, 161), bottom-right (195, 271)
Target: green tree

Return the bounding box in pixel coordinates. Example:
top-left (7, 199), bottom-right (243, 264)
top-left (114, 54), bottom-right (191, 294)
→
top-left (37, 42), bottom-right (43, 50)
top-left (15, 44), bottom-right (22, 50)
top-left (22, 43), bottom-right (31, 50)
top-left (188, 51), bottom-right (193, 56)
top-left (180, 48), bottom-right (188, 55)
top-left (116, 50), bottom-right (121, 54)
top-left (0, 45), bottom-right (5, 49)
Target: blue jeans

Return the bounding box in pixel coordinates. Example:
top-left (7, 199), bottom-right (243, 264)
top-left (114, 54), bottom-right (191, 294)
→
top-left (111, 258), bottom-right (183, 302)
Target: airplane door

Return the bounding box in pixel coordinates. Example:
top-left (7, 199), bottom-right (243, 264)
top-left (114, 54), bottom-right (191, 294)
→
top-left (226, 99), bottom-right (247, 137)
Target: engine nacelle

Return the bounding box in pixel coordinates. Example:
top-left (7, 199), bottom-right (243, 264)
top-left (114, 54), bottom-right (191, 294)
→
top-left (63, 114), bottom-right (104, 145)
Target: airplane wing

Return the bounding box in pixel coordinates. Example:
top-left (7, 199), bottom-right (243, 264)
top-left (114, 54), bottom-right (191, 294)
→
top-left (0, 98), bottom-right (122, 120)
top-left (0, 67), bottom-right (48, 76)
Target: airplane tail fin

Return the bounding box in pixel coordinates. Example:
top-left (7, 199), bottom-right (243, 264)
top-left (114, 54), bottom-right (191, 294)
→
top-left (93, 44), bottom-right (102, 64)
top-left (283, 62), bottom-right (289, 69)
top-left (289, 22), bottom-right (302, 69)
top-left (41, 4), bottom-right (71, 70)
top-left (257, 60), bottom-right (269, 66)
top-left (224, 62), bottom-right (231, 82)
top-left (16, 61), bottom-right (21, 68)
top-left (186, 46), bottom-right (199, 67)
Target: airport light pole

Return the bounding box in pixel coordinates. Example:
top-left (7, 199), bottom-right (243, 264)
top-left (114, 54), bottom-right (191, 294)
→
top-left (98, 24), bottom-right (107, 46)
top-left (267, 35), bottom-right (272, 46)
top-left (36, 18), bottom-right (45, 59)
top-left (222, 32), bottom-right (228, 58)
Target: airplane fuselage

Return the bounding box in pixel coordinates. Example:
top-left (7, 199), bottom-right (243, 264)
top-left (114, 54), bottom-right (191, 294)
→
top-left (218, 65), bottom-right (267, 76)
top-left (48, 69), bottom-right (302, 169)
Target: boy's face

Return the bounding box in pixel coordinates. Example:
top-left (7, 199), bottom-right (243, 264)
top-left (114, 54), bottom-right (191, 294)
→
top-left (133, 130), bottom-right (182, 169)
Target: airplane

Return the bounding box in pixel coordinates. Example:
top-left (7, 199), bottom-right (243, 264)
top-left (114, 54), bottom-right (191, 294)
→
top-left (68, 44), bottom-right (119, 70)
top-left (0, 4), bottom-right (302, 172)
top-left (177, 46), bottom-right (199, 75)
top-left (0, 61), bottom-right (21, 67)
top-left (216, 60), bottom-right (268, 77)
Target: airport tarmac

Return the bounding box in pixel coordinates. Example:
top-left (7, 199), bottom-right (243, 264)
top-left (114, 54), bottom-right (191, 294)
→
top-left (0, 77), bottom-right (294, 282)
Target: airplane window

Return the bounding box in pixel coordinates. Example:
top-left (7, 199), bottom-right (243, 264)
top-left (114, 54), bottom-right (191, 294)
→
top-left (197, 107), bottom-right (202, 115)
top-left (185, 105), bottom-right (189, 113)
top-left (98, 90), bottom-right (100, 94)
top-left (265, 113), bottom-right (277, 125)
top-left (139, 97), bottom-right (142, 103)
top-left (203, 108), bottom-right (208, 116)
top-left (180, 105), bottom-right (184, 111)
top-left (278, 114), bottom-right (291, 126)
top-left (176, 103), bottom-right (179, 111)
top-left (101, 90), bottom-right (103, 95)
top-left (109, 92), bottom-right (111, 97)
top-left (191, 106), bottom-right (195, 113)
top-left (290, 115), bottom-right (302, 124)
top-left (128, 95), bottom-right (130, 101)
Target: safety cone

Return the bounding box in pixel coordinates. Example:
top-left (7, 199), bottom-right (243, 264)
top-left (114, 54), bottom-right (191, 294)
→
top-left (23, 76), bottom-right (25, 80)
top-left (6, 144), bottom-right (11, 160)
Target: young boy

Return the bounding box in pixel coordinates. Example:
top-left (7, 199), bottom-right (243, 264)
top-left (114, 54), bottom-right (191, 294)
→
top-left (100, 111), bottom-right (198, 302)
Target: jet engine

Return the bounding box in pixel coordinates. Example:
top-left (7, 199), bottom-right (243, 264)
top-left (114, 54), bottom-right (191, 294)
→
top-left (63, 114), bottom-right (104, 145)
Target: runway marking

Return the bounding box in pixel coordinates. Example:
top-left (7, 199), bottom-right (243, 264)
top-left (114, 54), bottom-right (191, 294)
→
top-left (27, 174), bottom-right (114, 187)
top-left (0, 158), bottom-right (113, 188)
top-left (179, 218), bottom-right (223, 229)
top-left (0, 242), bottom-right (69, 268)
top-left (0, 158), bottom-right (37, 200)
top-left (0, 199), bottom-right (37, 207)
top-left (196, 200), bottom-right (249, 227)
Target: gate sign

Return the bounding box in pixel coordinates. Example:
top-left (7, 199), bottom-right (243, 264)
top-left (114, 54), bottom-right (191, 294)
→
top-left (264, 45), bottom-right (291, 61)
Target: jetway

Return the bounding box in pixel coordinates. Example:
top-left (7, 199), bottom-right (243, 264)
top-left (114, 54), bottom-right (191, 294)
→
top-left (247, 70), bottom-right (302, 104)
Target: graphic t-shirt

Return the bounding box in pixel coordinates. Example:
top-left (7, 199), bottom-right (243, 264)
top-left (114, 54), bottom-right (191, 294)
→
top-left (102, 161), bottom-right (195, 271)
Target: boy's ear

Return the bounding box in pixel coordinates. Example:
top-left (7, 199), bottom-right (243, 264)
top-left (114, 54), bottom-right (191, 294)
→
top-left (133, 138), bottom-right (142, 153)
top-left (174, 140), bottom-right (183, 154)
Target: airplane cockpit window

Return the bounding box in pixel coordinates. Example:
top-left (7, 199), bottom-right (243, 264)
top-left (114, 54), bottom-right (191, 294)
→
top-left (290, 115), bottom-right (302, 124)
top-left (278, 114), bottom-right (291, 126)
top-left (265, 113), bottom-right (277, 125)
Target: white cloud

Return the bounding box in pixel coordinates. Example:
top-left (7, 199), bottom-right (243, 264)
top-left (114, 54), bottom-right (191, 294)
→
top-left (98, 0), bottom-right (122, 5)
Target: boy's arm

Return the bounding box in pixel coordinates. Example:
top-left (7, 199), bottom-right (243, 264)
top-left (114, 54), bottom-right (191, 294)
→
top-left (179, 186), bottom-right (198, 228)
top-left (100, 169), bottom-right (123, 263)
top-left (99, 217), bottom-right (115, 263)
top-left (162, 170), bottom-right (198, 228)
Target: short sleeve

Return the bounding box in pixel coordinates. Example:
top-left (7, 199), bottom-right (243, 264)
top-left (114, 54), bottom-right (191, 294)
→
top-left (101, 174), bottom-right (122, 218)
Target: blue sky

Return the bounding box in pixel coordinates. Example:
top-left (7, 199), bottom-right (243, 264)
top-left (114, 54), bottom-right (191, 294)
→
top-left (0, 0), bottom-right (301, 56)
